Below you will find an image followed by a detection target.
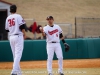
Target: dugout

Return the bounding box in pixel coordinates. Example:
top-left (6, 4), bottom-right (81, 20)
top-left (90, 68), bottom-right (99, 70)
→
top-left (0, 0), bottom-right (12, 40)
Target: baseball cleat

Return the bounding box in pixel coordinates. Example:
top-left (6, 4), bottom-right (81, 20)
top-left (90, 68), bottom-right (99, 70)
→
top-left (11, 74), bottom-right (17, 75)
top-left (59, 72), bottom-right (64, 75)
top-left (48, 73), bottom-right (53, 75)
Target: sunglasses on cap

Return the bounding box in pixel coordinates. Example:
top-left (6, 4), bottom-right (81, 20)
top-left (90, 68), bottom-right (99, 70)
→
top-left (46, 16), bottom-right (54, 20)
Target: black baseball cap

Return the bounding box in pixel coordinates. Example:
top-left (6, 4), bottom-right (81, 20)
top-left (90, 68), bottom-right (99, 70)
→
top-left (10, 5), bottom-right (17, 13)
top-left (46, 16), bottom-right (54, 20)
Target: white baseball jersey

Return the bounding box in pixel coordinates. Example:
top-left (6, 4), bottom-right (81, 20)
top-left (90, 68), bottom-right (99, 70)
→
top-left (5, 13), bottom-right (25, 36)
top-left (43, 24), bottom-right (63, 43)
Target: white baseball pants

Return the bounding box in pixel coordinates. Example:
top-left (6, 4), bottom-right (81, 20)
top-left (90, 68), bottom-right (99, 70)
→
top-left (47, 43), bottom-right (63, 74)
top-left (9, 35), bottom-right (24, 75)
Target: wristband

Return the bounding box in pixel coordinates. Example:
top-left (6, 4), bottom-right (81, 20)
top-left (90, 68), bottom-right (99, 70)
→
top-left (62, 39), bottom-right (65, 44)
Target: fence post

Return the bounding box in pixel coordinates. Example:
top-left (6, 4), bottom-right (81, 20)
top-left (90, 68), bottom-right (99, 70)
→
top-left (75, 17), bottom-right (77, 38)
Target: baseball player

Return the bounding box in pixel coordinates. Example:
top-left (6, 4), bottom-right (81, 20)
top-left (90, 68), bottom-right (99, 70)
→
top-left (5, 5), bottom-right (26, 75)
top-left (39, 16), bottom-right (69, 75)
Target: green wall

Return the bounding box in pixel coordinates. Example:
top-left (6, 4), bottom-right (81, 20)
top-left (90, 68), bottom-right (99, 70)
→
top-left (0, 38), bottom-right (100, 61)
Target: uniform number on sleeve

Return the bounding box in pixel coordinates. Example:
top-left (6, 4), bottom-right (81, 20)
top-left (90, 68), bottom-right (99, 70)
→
top-left (8, 18), bottom-right (15, 27)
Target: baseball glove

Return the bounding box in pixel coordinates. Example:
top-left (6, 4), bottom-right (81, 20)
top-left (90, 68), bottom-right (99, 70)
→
top-left (64, 43), bottom-right (70, 52)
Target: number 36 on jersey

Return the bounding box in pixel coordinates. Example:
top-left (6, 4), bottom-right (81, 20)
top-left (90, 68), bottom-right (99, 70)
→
top-left (8, 18), bottom-right (15, 27)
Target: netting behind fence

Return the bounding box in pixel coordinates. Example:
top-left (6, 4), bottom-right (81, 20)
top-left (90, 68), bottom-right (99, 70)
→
top-left (24, 19), bottom-right (73, 39)
top-left (75, 17), bottom-right (100, 38)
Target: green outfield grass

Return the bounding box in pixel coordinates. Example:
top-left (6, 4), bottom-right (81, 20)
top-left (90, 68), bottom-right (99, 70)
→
top-left (0, 68), bottom-right (100, 75)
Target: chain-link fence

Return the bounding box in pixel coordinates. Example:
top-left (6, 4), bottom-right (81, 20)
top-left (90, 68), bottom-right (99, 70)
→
top-left (75, 17), bottom-right (100, 38)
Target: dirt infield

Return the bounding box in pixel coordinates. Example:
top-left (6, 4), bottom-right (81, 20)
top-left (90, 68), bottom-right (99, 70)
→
top-left (0, 59), bottom-right (100, 69)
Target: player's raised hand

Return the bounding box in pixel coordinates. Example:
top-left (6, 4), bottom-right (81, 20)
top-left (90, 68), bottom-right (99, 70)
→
top-left (39, 27), bottom-right (46, 36)
top-left (39, 27), bottom-right (43, 33)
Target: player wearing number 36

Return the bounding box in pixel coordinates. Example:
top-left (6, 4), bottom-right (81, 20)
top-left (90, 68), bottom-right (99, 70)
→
top-left (39, 16), bottom-right (70, 75)
top-left (5, 5), bottom-right (26, 75)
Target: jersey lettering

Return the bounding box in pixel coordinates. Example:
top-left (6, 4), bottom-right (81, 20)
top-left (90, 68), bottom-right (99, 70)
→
top-left (8, 18), bottom-right (15, 27)
top-left (48, 29), bottom-right (58, 35)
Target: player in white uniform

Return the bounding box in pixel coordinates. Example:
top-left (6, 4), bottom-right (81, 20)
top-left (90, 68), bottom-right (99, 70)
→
top-left (5, 5), bottom-right (26, 75)
top-left (40, 16), bottom-right (69, 75)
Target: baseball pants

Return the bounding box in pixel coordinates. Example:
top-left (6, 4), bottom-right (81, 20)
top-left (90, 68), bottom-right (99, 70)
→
top-left (9, 35), bottom-right (24, 75)
top-left (47, 43), bottom-right (63, 74)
